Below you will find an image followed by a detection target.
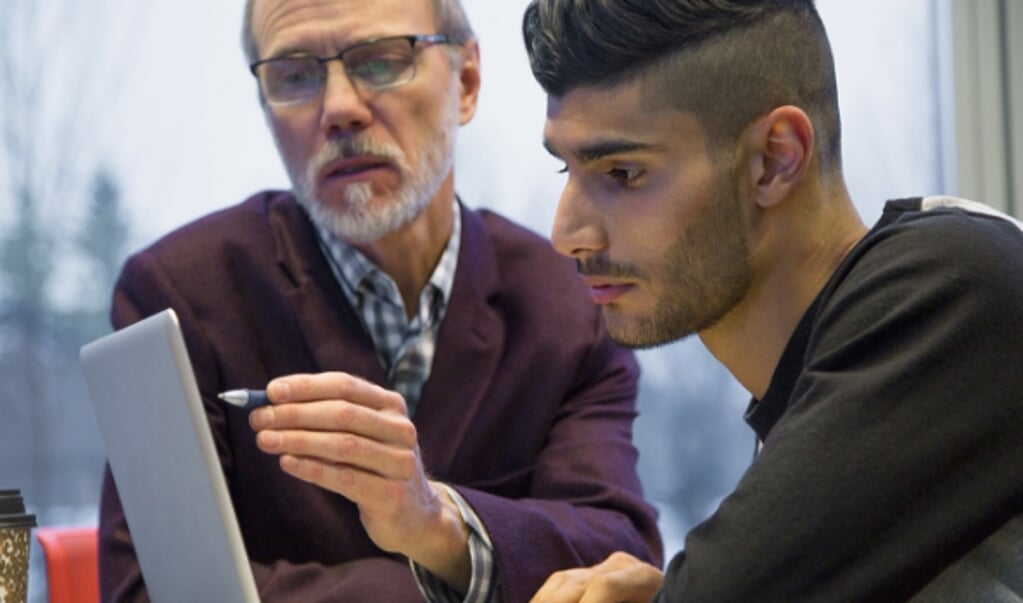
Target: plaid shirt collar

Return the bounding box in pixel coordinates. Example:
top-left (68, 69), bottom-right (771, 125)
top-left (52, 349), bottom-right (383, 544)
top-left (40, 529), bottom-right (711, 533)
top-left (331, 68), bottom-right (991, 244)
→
top-left (314, 199), bottom-right (461, 337)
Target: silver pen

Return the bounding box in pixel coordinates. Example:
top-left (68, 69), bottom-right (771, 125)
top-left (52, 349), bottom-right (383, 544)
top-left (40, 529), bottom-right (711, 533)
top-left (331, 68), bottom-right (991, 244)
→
top-left (217, 389), bottom-right (270, 410)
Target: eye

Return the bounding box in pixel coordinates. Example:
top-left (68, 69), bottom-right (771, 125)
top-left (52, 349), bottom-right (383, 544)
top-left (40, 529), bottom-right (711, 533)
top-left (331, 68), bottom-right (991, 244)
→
top-left (280, 66), bottom-right (317, 86)
top-left (556, 164), bottom-right (568, 174)
top-left (259, 57), bottom-right (322, 104)
top-left (350, 55), bottom-right (405, 85)
top-left (606, 166), bottom-right (644, 184)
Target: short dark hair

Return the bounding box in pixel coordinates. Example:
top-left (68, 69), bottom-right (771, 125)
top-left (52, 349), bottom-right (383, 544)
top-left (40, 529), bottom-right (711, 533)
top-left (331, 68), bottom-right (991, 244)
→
top-left (523, 0), bottom-right (842, 168)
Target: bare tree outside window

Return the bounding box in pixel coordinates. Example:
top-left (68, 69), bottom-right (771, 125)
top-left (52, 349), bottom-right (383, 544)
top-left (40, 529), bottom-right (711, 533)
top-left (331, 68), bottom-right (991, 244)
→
top-left (0, 7), bottom-right (137, 599)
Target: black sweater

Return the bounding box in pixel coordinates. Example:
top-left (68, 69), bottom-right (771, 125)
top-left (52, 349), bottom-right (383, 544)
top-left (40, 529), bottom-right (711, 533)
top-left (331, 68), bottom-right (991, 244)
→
top-left (658, 198), bottom-right (1023, 602)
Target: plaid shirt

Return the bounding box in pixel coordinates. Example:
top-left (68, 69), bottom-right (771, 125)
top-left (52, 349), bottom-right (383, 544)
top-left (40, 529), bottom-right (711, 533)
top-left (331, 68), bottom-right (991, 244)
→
top-left (315, 202), bottom-right (497, 602)
top-left (315, 207), bottom-right (459, 414)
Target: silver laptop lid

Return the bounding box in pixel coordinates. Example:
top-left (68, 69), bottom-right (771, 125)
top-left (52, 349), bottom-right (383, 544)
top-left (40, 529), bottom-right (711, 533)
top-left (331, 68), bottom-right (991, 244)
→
top-left (81, 309), bottom-right (259, 603)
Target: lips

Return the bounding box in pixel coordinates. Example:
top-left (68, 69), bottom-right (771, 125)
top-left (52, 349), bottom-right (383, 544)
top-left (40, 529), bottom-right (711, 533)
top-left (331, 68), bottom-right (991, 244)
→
top-left (318, 156), bottom-right (392, 184)
top-left (580, 276), bottom-right (634, 305)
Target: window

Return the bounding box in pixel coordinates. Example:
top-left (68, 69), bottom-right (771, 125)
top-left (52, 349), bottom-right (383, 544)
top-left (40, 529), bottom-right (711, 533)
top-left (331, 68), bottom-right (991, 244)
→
top-left (3, 2), bottom-right (1015, 600)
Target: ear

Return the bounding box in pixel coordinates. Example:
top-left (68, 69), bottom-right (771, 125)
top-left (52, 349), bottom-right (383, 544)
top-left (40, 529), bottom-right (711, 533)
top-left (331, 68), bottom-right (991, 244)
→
top-left (456, 39), bottom-right (482, 125)
top-left (744, 106), bottom-right (814, 208)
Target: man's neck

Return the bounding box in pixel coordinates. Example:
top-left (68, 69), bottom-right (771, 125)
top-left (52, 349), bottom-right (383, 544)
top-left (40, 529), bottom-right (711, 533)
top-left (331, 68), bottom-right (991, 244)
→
top-left (352, 195), bottom-right (455, 319)
top-left (700, 188), bottom-right (868, 400)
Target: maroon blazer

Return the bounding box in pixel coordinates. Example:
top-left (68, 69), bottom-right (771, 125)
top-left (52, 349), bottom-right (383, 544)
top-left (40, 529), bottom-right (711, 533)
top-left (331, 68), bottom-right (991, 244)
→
top-left (98, 192), bottom-right (662, 602)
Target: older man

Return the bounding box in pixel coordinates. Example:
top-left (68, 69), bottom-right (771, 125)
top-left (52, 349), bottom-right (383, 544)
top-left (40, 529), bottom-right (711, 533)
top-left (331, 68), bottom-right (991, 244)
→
top-left (97, 1), bottom-right (661, 601)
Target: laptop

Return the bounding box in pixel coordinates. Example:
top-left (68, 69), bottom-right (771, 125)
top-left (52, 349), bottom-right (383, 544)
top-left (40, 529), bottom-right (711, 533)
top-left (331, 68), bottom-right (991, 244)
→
top-left (80, 308), bottom-right (260, 602)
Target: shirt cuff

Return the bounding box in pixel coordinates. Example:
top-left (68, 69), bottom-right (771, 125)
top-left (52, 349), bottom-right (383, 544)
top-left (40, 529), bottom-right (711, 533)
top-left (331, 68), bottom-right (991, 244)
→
top-left (412, 484), bottom-right (498, 603)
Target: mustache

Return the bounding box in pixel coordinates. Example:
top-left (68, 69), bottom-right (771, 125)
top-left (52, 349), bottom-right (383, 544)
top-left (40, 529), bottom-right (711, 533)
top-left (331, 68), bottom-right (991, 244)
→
top-left (577, 255), bottom-right (642, 280)
top-left (309, 136), bottom-right (402, 174)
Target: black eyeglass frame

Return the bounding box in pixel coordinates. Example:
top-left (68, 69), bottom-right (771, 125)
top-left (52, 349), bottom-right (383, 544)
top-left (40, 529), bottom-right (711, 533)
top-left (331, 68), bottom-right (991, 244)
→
top-left (249, 34), bottom-right (459, 105)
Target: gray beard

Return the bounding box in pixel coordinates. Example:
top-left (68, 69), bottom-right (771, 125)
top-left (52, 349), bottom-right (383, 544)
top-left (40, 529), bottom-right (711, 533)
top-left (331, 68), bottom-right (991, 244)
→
top-left (286, 95), bottom-right (459, 243)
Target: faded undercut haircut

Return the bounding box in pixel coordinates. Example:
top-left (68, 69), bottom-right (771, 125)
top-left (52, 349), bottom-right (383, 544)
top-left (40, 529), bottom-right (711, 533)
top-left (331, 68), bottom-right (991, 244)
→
top-left (522, 0), bottom-right (842, 170)
top-left (241, 0), bottom-right (476, 65)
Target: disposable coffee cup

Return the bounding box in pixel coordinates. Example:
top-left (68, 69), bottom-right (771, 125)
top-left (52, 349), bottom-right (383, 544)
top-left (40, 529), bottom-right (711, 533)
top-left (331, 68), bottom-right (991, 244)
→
top-left (0, 489), bottom-right (37, 603)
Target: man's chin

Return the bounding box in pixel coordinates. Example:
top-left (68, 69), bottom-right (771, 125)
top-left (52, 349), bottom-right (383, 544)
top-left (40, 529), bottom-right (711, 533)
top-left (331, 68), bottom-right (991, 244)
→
top-left (602, 310), bottom-right (688, 350)
top-left (294, 195), bottom-right (353, 238)
top-left (602, 311), bottom-right (649, 349)
top-left (300, 197), bottom-right (418, 244)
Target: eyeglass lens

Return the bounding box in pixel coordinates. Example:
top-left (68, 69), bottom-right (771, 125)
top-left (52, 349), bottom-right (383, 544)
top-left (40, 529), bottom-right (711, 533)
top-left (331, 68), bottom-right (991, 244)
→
top-left (258, 37), bottom-right (420, 105)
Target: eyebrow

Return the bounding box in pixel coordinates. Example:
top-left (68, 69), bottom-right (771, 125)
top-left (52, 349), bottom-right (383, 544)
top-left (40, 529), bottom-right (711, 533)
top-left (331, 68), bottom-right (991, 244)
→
top-left (542, 138), bottom-right (664, 163)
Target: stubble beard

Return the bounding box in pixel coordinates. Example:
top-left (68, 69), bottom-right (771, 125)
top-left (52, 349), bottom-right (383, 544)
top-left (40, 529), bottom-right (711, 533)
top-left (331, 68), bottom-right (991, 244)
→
top-left (602, 175), bottom-right (753, 349)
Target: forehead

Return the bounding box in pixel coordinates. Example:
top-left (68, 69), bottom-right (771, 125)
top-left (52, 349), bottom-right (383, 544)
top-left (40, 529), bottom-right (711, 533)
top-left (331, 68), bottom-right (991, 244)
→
top-left (252, 0), bottom-right (436, 55)
top-left (543, 78), bottom-right (709, 162)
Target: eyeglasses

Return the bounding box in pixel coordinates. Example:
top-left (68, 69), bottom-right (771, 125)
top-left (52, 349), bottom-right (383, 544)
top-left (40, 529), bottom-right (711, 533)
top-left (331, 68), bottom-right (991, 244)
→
top-left (250, 34), bottom-right (457, 107)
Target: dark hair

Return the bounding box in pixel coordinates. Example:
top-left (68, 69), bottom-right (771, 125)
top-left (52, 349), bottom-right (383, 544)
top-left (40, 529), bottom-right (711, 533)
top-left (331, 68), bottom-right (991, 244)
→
top-left (523, 0), bottom-right (841, 168)
top-left (242, 0), bottom-right (476, 65)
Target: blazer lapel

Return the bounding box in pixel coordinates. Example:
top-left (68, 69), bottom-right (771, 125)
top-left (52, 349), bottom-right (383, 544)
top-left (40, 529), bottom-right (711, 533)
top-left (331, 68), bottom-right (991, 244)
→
top-left (415, 205), bottom-right (506, 476)
top-left (266, 194), bottom-right (387, 384)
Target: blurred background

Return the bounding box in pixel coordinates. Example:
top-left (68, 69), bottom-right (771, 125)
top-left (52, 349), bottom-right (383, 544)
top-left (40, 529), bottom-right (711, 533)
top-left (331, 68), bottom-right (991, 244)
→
top-left (1, 0), bottom-right (1019, 600)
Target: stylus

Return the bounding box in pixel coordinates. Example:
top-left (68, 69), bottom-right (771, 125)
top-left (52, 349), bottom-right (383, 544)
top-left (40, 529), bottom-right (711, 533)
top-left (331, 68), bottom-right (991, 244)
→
top-left (217, 389), bottom-right (270, 409)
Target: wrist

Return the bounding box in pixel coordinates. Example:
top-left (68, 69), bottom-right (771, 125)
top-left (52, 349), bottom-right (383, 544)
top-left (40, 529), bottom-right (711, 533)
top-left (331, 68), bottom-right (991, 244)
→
top-left (407, 481), bottom-right (472, 593)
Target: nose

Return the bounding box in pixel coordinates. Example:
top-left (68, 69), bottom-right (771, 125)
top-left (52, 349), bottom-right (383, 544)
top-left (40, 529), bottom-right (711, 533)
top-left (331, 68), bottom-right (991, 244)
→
top-left (319, 61), bottom-right (373, 134)
top-left (550, 179), bottom-right (607, 260)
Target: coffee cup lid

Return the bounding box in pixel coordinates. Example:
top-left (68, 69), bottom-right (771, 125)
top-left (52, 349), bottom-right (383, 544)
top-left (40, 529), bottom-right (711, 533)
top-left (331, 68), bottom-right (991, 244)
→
top-left (0, 489), bottom-right (37, 529)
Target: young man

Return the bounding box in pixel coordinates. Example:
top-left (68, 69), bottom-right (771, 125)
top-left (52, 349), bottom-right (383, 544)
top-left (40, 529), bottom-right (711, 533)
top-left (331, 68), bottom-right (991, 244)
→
top-left (97, 1), bottom-right (662, 601)
top-left (522, 0), bottom-right (1023, 601)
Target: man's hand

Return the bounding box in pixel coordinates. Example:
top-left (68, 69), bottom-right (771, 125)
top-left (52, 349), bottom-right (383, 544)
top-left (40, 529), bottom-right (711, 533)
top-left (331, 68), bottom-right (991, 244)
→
top-left (530, 552), bottom-right (664, 603)
top-left (249, 372), bottom-right (471, 591)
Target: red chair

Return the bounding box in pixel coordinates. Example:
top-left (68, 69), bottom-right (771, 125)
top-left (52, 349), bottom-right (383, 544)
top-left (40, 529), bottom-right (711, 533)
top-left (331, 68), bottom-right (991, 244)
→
top-left (35, 526), bottom-right (99, 603)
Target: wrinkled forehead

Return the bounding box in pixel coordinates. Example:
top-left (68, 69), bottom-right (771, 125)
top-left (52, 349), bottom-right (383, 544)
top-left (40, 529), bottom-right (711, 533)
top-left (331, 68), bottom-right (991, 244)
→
top-left (251, 0), bottom-right (436, 57)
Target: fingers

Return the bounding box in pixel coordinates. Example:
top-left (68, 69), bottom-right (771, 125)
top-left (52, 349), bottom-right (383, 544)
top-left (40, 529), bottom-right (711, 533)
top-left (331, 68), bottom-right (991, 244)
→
top-left (530, 552), bottom-right (664, 603)
top-left (271, 453), bottom-right (424, 521)
top-left (256, 428), bottom-right (418, 480)
top-left (530, 568), bottom-right (588, 603)
top-left (249, 372), bottom-right (418, 456)
top-left (266, 372), bottom-right (406, 413)
top-left (276, 453), bottom-right (406, 499)
top-left (250, 397), bottom-right (418, 448)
